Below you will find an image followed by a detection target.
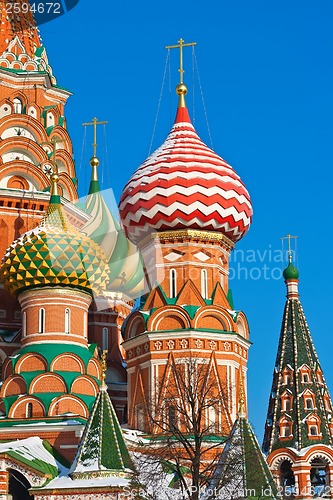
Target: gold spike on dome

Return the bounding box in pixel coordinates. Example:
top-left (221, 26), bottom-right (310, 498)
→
top-left (166, 38), bottom-right (196, 108)
top-left (238, 372), bottom-right (246, 418)
top-left (100, 350), bottom-right (108, 389)
top-left (82, 117), bottom-right (108, 187)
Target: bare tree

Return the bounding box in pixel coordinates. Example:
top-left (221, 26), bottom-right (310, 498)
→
top-left (132, 355), bottom-right (234, 500)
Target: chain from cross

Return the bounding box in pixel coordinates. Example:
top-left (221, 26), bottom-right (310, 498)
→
top-left (281, 234), bottom-right (298, 262)
top-left (82, 117), bottom-right (108, 158)
top-left (166, 38), bottom-right (197, 84)
top-left (40, 137), bottom-right (62, 175)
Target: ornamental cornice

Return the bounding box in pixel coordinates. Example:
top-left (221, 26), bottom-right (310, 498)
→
top-left (123, 331), bottom-right (251, 361)
top-left (152, 229), bottom-right (234, 248)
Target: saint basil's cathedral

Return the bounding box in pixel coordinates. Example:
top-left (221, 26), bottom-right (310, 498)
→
top-left (0, 3), bottom-right (332, 499)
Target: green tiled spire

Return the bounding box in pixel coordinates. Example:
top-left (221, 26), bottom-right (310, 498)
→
top-left (263, 267), bottom-right (333, 454)
top-left (69, 377), bottom-right (136, 479)
top-left (205, 416), bottom-right (278, 499)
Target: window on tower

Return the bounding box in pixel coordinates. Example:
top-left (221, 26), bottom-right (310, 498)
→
top-left (170, 269), bottom-right (177, 298)
top-left (201, 269), bottom-right (208, 299)
top-left (102, 327), bottom-right (109, 351)
top-left (283, 398), bottom-right (291, 412)
top-left (305, 398), bottom-right (314, 410)
top-left (13, 97), bottom-right (23, 114)
top-left (26, 402), bottom-right (33, 418)
top-left (65, 308), bottom-right (70, 334)
top-left (22, 311), bottom-right (26, 337)
top-left (310, 425), bottom-right (319, 436)
top-left (168, 405), bottom-right (177, 431)
top-left (39, 308), bottom-right (45, 334)
top-left (283, 425), bottom-right (292, 437)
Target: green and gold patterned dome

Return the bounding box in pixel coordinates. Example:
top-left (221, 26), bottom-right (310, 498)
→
top-left (0, 178), bottom-right (109, 296)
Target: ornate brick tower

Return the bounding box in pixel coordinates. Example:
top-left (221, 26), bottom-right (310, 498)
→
top-left (119, 40), bottom-right (253, 434)
top-left (263, 255), bottom-right (333, 499)
top-left (0, 0), bottom-right (79, 364)
top-left (0, 177), bottom-right (108, 461)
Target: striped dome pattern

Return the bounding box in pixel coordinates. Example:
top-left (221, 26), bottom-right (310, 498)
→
top-left (119, 107), bottom-right (253, 244)
top-left (83, 189), bottom-right (145, 299)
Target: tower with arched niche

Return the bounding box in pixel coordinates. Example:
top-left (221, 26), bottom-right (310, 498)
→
top-left (119, 39), bottom-right (253, 435)
top-left (0, 0), bottom-right (81, 359)
top-left (0, 176), bottom-right (109, 462)
top-left (263, 256), bottom-right (333, 499)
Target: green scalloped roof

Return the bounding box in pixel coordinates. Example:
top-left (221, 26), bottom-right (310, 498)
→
top-left (11, 343), bottom-right (98, 370)
top-left (2, 393), bottom-right (96, 414)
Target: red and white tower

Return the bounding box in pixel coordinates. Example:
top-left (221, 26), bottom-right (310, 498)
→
top-left (119, 39), bottom-right (253, 435)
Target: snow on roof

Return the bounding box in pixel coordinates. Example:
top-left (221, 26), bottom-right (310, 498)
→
top-left (0, 436), bottom-right (66, 477)
top-left (38, 474), bottom-right (132, 490)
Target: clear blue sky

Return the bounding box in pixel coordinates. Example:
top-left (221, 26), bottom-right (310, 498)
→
top-left (40, 0), bottom-right (333, 442)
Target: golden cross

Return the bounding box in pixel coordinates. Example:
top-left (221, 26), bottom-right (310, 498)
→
top-left (40, 137), bottom-right (62, 175)
top-left (166, 38), bottom-right (197, 84)
top-left (281, 234), bottom-right (298, 262)
top-left (82, 117), bottom-right (108, 158)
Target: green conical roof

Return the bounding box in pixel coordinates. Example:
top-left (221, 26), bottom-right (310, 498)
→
top-left (204, 416), bottom-right (278, 499)
top-left (263, 291), bottom-right (333, 454)
top-left (69, 385), bottom-right (136, 479)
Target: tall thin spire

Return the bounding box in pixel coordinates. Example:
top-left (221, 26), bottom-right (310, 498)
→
top-left (263, 258), bottom-right (333, 455)
top-left (82, 117), bottom-right (108, 194)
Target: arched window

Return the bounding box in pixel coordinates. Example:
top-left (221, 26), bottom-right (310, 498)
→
top-left (168, 405), bottom-right (177, 431)
top-left (102, 327), bottom-right (109, 351)
top-left (310, 458), bottom-right (328, 496)
top-left (26, 402), bottom-right (33, 418)
top-left (201, 269), bottom-right (208, 299)
top-left (310, 425), bottom-right (318, 436)
top-left (13, 97), bottom-right (23, 114)
top-left (83, 312), bottom-right (88, 338)
top-left (65, 308), bottom-right (70, 334)
top-left (283, 398), bottom-right (291, 412)
top-left (170, 269), bottom-right (177, 298)
top-left (283, 425), bottom-right (291, 437)
top-left (22, 311), bottom-right (26, 337)
top-left (208, 405), bottom-right (217, 433)
top-left (305, 398), bottom-right (314, 410)
top-left (39, 308), bottom-right (45, 333)
top-left (302, 373), bottom-right (309, 383)
top-left (280, 460), bottom-right (295, 497)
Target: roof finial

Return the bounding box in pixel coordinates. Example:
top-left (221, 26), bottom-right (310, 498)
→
top-left (238, 372), bottom-right (246, 418)
top-left (100, 349), bottom-right (108, 390)
top-left (83, 118), bottom-right (108, 194)
top-left (166, 38), bottom-right (197, 108)
top-left (281, 234), bottom-right (297, 265)
top-left (41, 138), bottom-right (61, 204)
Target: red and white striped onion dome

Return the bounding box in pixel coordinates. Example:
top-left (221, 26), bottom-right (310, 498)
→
top-left (119, 103), bottom-right (253, 245)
